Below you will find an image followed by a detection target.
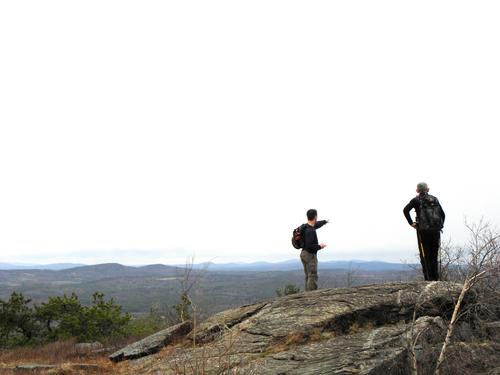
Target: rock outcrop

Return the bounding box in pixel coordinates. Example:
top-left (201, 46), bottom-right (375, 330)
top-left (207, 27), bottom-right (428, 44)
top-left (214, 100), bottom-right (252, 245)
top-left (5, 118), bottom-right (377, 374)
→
top-left (110, 320), bottom-right (192, 362)
top-left (114, 282), bottom-right (497, 374)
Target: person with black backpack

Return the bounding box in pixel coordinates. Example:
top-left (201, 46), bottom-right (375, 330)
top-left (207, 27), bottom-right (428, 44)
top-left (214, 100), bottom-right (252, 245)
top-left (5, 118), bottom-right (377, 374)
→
top-left (403, 182), bottom-right (445, 281)
top-left (292, 209), bottom-right (328, 291)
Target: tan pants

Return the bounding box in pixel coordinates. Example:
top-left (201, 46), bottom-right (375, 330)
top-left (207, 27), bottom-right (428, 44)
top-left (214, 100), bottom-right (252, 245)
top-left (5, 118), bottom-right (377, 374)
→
top-left (300, 250), bottom-right (318, 291)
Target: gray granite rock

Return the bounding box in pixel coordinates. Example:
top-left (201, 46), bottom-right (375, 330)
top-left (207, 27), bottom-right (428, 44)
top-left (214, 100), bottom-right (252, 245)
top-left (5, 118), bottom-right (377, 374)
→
top-left (110, 320), bottom-right (192, 362)
top-left (125, 282), bottom-right (467, 374)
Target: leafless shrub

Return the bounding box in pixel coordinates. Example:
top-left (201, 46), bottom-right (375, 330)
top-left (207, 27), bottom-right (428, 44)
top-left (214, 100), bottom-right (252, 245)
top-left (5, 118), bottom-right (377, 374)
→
top-left (434, 219), bottom-right (500, 375)
top-left (174, 257), bottom-right (210, 347)
top-left (406, 219), bottom-right (500, 375)
top-left (345, 262), bottom-right (359, 288)
top-left (437, 238), bottom-right (465, 283)
top-left (167, 324), bottom-right (256, 375)
top-left (406, 220), bottom-right (500, 375)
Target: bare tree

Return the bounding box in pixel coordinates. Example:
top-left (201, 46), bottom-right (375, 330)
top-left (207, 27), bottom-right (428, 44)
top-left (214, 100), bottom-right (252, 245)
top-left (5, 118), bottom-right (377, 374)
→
top-left (174, 256), bottom-right (210, 347)
top-left (167, 323), bottom-right (257, 374)
top-left (438, 238), bottom-right (464, 283)
top-left (434, 220), bottom-right (500, 375)
top-left (345, 262), bottom-right (359, 288)
top-left (405, 220), bottom-right (500, 375)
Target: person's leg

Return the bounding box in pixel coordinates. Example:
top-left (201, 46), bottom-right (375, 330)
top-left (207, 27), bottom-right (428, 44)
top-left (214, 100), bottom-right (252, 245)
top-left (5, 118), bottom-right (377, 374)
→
top-left (307, 254), bottom-right (318, 291)
top-left (420, 232), bottom-right (439, 281)
top-left (300, 250), bottom-right (310, 291)
top-left (416, 230), bottom-right (429, 281)
top-left (426, 232), bottom-right (440, 281)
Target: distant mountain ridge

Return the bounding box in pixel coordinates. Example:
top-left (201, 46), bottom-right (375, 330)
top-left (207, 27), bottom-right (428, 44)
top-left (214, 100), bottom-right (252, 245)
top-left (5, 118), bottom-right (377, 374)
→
top-left (189, 259), bottom-right (414, 272)
top-left (0, 263), bottom-right (86, 270)
top-left (0, 261), bottom-right (417, 315)
top-left (0, 260), bottom-right (414, 272)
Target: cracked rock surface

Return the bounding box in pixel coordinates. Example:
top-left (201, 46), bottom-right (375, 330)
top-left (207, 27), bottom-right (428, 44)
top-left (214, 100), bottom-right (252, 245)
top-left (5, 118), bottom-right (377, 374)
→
top-left (116, 282), bottom-right (476, 374)
top-left (109, 320), bottom-right (192, 362)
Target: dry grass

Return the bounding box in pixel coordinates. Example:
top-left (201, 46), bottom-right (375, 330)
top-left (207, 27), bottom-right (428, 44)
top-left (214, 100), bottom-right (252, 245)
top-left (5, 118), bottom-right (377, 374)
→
top-left (308, 328), bottom-right (323, 342)
top-left (348, 321), bottom-right (375, 334)
top-left (266, 331), bottom-right (309, 355)
top-left (0, 340), bottom-right (126, 375)
top-left (261, 327), bottom-right (330, 356)
top-left (1, 340), bottom-right (82, 364)
top-left (127, 325), bottom-right (258, 375)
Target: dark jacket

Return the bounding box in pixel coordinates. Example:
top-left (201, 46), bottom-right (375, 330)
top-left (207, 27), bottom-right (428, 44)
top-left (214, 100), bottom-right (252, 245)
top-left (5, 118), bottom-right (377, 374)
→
top-left (403, 193), bottom-right (446, 226)
top-left (303, 220), bottom-right (328, 254)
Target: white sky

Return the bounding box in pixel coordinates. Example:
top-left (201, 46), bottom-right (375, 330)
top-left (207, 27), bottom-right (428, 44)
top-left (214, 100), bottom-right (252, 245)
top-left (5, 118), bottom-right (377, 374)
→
top-left (1, 1), bottom-right (499, 265)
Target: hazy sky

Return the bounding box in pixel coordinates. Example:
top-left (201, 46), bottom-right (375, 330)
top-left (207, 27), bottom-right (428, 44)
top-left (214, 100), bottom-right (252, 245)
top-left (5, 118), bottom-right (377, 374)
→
top-left (1, 1), bottom-right (499, 265)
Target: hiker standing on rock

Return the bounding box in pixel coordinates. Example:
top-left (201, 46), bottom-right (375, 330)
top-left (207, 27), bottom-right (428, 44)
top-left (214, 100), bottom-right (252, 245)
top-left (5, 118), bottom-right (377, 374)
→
top-left (297, 209), bottom-right (328, 291)
top-left (403, 182), bottom-right (445, 281)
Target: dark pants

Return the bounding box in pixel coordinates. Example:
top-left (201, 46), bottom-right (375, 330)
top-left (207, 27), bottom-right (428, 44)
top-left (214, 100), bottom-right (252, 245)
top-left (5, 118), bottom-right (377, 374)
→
top-left (300, 250), bottom-right (318, 291)
top-left (417, 230), bottom-right (441, 281)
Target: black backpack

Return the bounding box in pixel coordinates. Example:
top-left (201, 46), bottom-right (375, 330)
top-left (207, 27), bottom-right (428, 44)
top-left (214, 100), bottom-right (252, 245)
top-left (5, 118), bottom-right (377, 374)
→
top-left (292, 224), bottom-right (307, 249)
top-left (418, 194), bottom-right (444, 232)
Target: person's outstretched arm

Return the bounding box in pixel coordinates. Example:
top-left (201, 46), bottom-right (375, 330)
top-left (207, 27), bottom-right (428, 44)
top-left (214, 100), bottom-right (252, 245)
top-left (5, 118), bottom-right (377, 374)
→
top-left (403, 201), bottom-right (415, 226)
top-left (314, 220), bottom-right (328, 229)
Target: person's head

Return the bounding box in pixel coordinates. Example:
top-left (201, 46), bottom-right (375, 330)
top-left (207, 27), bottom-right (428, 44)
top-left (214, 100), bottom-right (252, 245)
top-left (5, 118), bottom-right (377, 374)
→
top-left (416, 182), bottom-right (429, 194)
top-left (307, 209), bottom-right (318, 224)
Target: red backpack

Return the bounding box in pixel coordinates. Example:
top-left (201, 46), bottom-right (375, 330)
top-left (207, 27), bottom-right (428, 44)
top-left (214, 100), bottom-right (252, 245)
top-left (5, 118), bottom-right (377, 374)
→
top-left (291, 224), bottom-right (307, 249)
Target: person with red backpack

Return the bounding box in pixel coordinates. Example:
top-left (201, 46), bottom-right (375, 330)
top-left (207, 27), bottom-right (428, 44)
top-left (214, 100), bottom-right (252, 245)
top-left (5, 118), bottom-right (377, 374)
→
top-left (403, 182), bottom-right (446, 281)
top-left (292, 209), bottom-right (328, 291)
